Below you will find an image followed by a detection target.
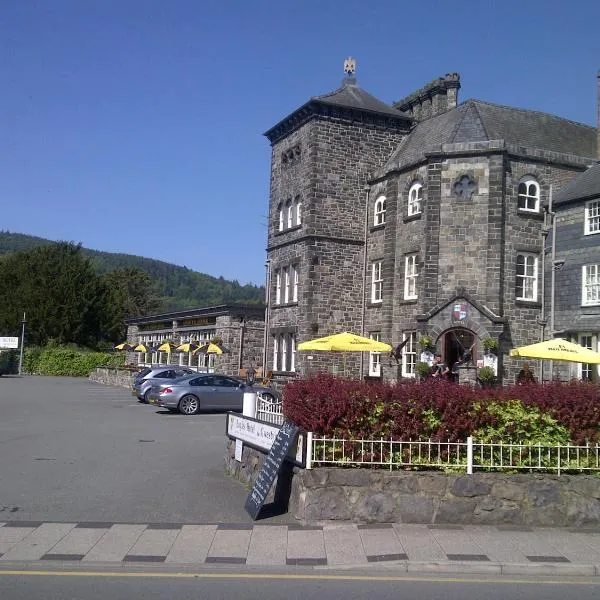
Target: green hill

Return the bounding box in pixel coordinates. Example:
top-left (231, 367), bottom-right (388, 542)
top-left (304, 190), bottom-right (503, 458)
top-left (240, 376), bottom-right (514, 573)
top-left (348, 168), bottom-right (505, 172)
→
top-left (0, 231), bottom-right (264, 312)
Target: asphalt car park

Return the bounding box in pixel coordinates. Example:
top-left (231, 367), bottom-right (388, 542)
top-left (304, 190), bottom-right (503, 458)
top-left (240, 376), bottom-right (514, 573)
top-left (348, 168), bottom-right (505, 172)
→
top-left (0, 376), bottom-right (291, 524)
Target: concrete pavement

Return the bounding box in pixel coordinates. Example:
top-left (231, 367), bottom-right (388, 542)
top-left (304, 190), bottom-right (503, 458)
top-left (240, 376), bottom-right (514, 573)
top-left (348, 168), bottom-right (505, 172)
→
top-left (1, 520), bottom-right (600, 576)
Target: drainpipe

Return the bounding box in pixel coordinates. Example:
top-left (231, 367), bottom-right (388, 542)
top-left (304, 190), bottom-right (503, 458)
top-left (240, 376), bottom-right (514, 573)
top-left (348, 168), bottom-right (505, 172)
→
top-left (360, 184), bottom-right (371, 376)
top-left (262, 259), bottom-right (271, 374)
top-left (549, 185), bottom-right (555, 378)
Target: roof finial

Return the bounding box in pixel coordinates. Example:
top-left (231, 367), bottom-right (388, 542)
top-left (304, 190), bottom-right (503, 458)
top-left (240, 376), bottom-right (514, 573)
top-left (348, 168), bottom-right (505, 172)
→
top-left (344, 57), bottom-right (356, 77)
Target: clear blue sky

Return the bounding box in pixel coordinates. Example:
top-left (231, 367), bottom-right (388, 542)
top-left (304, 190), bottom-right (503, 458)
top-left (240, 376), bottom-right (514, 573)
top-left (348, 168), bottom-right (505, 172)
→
top-left (2, 0), bottom-right (599, 286)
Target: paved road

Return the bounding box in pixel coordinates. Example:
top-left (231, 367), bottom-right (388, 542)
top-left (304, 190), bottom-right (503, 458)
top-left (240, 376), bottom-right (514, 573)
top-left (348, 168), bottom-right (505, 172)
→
top-left (0, 376), bottom-right (287, 524)
top-left (0, 568), bottom-right (598, 600)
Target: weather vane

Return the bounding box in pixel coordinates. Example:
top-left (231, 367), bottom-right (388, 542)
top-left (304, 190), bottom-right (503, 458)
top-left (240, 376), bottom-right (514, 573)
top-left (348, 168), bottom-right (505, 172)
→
top-left (344, 57), bottom-right (356, 77)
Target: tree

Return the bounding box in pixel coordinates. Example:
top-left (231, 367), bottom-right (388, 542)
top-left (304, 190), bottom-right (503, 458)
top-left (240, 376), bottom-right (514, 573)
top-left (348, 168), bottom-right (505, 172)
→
top-left (0, 242), bottom-right (106, 346)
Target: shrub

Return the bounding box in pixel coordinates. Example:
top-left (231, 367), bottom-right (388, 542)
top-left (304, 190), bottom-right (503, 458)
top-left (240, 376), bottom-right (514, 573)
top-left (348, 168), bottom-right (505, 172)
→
top-left (477, 366), bottom-right (496, 381)
top-left (25, 345), bottom-right (124, 376)
top-left (283, 374), bottom-right (600, 444)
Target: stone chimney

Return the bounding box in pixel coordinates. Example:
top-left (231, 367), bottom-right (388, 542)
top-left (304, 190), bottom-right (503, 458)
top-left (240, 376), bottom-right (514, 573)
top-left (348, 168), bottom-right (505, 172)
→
top-left (394, 73), bottom-right (461, 122)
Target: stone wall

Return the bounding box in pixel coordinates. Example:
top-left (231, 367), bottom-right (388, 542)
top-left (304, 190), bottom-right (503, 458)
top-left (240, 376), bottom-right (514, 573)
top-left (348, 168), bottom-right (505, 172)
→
top-left (89, 367), bottom-right (135, 389)
top-left (227, 442), bottom-right (600, 526)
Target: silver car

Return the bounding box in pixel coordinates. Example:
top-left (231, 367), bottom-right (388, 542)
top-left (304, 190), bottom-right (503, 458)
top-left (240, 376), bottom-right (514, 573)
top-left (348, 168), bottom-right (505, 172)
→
top-left (148, 373), bottom-right (278, 415)
top-left (132, 366), bottom-right (197, 403)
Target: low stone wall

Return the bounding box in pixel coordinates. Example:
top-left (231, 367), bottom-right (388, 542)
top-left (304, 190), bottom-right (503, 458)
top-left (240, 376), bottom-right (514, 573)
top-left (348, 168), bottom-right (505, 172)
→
top-left (226, 442), bottom-right (600, 526)
top-left (89, 367), bottom-right (136, 389)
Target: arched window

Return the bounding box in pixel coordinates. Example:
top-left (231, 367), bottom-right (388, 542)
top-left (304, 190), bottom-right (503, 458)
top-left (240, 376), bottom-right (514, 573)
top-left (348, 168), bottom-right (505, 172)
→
top-left (408, 183), bottom-right (422, 216)
top-left (374, 196), bottom-right (386, 226)
top-left (286, 200), bottom-right (293, 229)
top-left (296, 199), bottom-right (302, 225)
top-left (518, 177), bottom-right (540, 212)
top-left (277, 203), bottom-right (284, 232)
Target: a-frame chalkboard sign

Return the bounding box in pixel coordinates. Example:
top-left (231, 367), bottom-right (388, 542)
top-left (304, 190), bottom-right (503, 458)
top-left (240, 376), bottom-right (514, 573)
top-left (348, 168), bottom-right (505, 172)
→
top-left (244, 421), bottom-right (299, 520)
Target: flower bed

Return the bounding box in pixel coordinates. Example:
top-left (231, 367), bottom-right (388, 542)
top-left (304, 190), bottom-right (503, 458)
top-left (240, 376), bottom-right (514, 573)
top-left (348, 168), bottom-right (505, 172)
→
top-left (283, 374), bottom-right (600, 445)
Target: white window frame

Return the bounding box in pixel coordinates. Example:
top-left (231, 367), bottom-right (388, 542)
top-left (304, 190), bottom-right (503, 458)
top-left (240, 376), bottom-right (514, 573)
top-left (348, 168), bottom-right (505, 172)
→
top-left (278, 206), bottom-right (284, 232)
top-left (275, 270), bottom-right (281, 305)
top-left (517, 177), bottom-right (540, 212)
top-left (577, 334), bottom-right (595, 380)
top-left (273, 333), bottom-right (296, 373)
top-left (408, 182), bottom-right (422, 216)
top-left (404, 254), bottom-right (418, 300)
top-left (368, 332), bottom-right (382, 377)
top-left (272, 336), bottom-right (279, 371)
top-left (516, 253), bottom-right (538, 301)
top-left (584, 200), bottom-right (600, 235)
top-left (287, 202), bottom-right (293, 229)
top-left (292, 265), bottom-right (298, 302)
top-left (284, 267), bottom-right (290, 303)
top-left (582, 264), bottom-right (600, 306)
top-left (296, 200), bottom-right (302, 225)
top-left (371, 261), bottom-right (383, 304)
top-left (374, 195), bottom-right (386, 226)
top-left (290, 335), bottom-right (296, 372)
top-left (402, 331), bottom-right (418, 378)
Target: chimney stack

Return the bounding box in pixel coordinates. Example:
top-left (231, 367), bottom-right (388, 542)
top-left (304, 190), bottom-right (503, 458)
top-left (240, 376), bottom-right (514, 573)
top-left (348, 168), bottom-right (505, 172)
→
top-left (394, 73), bottom-right (461, 122)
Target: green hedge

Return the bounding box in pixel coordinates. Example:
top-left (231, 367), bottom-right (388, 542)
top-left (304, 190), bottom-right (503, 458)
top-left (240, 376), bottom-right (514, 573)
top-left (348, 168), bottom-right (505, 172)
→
top-left (24, 345), bottom-right (125, 376)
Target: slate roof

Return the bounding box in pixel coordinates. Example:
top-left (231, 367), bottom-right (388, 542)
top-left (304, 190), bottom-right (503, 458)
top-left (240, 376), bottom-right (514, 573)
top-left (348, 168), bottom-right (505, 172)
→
top-left (555, 162), bottom-right (600, 205)
top-left (313, 77), bottom-right (410, 119)
top-left (381, 99), bottom-right (597, 174)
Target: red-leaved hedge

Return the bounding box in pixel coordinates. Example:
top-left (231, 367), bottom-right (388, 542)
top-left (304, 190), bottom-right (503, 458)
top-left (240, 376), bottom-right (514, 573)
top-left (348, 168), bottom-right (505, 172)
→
top-left (282, 374), bottom-right (600, 444)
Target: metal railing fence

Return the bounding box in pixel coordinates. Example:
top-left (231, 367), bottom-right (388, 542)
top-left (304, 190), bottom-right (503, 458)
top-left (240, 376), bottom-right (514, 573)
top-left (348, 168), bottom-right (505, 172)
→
top-left (308, 436), bottom-right (600, 474)
top-left (255, 395), bottom-right (284, 425)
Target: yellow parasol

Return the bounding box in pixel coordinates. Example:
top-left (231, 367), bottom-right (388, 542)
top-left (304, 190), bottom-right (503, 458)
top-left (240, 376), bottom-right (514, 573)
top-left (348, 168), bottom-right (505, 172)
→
top-left (133, 343), bottom-right (154, 353)
top-left (176, 342), bottom-right (201, 353)
top-left (194, 342), bottom-right (230, 355)
top-left (298, 331), bottom-right (392, 352)
top-left (156, 341), bottom-right (178, 353)
top-left (509, 338), bottom-right (600, 364)
top-left (114, 342), bottom-right (135, 351)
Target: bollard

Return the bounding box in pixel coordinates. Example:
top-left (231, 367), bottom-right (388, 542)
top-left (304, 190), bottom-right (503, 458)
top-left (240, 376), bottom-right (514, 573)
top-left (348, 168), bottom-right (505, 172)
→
top-left (243, 391), bottom-right (257, 418)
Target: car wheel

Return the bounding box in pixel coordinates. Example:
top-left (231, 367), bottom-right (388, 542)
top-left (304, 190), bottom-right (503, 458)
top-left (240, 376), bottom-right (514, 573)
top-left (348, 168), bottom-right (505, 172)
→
top-left (178, 394), bottom-right (200, 415)
top-left (140, 389), bottom-right (151, 404)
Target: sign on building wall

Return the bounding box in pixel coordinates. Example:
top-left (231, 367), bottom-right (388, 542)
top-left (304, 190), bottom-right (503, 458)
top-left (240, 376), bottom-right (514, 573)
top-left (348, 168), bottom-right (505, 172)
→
top-left (0, 337), bottom-right (19, 349)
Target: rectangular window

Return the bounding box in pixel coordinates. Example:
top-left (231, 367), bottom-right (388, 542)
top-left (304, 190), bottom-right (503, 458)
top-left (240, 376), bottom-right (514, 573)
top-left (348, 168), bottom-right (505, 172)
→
top-left (368, 332), bottom-right (381, 377)
top-left (293, 265), bottom-right (298, 302)
top-left (284, 267), bottom-right (290, 303)
top-left (401, 331), bottom-right (418, 378)
top-left (296, 201), bottom-right (302, 225)
top-left (578, 334), bottom-right (594, 381)
top-left (278, 209), bottom-right (284, 232)
top-left (273, 333), bottom-right (296, 372)
top-left (582, 264), bottom-right (600, 306)
top-left (287, 204), bottom-right (293, 229)
top-left (516, 253), bottom-right (538, 301)
top-left (404, 254), bottom-right (418, 299)
top-left (371, 261), bottom-right (383, 303)
top-left (275, 270), bottom-right (281, 305)
top-left (585, 201), bottom-right (600, 235)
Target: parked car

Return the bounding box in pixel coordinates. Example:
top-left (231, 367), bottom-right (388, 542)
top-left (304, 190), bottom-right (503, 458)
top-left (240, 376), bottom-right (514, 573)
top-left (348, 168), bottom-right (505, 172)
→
top-left (148, 373), bottom-right (279, 415)
top-left (132, 365), bottom-right (197, 403)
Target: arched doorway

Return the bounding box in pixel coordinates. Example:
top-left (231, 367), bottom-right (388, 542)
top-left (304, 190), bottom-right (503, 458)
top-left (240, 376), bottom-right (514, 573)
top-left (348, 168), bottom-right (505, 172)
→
top-left (439, 328), bottom-right (476, 372)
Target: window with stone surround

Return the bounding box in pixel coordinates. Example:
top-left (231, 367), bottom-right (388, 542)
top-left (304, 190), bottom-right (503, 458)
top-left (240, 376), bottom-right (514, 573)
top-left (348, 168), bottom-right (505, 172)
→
top-left (368, 332), bottom-right (382, 377)
top-left (374, 195), bottom-right (386, 226)
top-left (585, 200), bottom-right (600, 235)
top-left (517, 177), bottom-right (540, 212)
top-left (273, 333), bottom-right (296, 372)
top-left (275, 270), bottom-right (281, 305)
top-left (404, 254), bottom-right (418, 300)
top-left (278, 204), bottom-right (284, 232)
top-left (516, 253), bottom-right (538, 301)
top-left (292, 265), bottom-right (298, 302)
top-left (408, 183), bottom-right (422, 216)
top-left (582, 264), bottom-right (600, 306)
top-left (371, 260), bottom-right (383, 303)
top-left (286, 200), bottom-right (293, 229)
top-left (296, 198), bottom-right (302, 225)
top-left (284, 266), bottom-right (290, 303)
top-left (402, 331), bottom-right (418, 378)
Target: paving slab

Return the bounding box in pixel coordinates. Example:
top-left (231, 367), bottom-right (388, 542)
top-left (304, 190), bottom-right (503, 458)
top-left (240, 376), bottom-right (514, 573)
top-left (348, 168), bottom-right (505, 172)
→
top-left (358, 525), bottom-right (407, 562)
top-left (125, 528), bottom-right (179, 560)
top-left (392, 524), bottom-right (446, 561)
top-left (83, 524), bottom-right (146, 562)
top-left (430, 527), bottom-right (488, 560)
top-left (463, 526), bottom-right (528, 563)
top-left (0, 526), bottom-right (36, 555)
top-left (44, 527), bottom-right (108, 558)
top-left (166, 525), bottom-right (217, 564)
top-left (207, 529), bottom-right (252, 562)
top-left (323, 524), bottom-right (367, 565)
top-left (0, 523), bottom-right (75, 561)
top-left (246, 525), bottom-right (288, 566)
top-left (286, 529), bottom-right (326, 563)
top-left (533, 528), bottom-right (600, 564)
top-left (499, 529), bottom-right (568, 559)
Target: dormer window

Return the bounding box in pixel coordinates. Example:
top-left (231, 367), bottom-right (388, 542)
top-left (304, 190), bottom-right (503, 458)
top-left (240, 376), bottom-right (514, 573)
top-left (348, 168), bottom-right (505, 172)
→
top-left (408, 183), bottom-right (422, 216)
top-left (374, 196), bottom-right (386, 226)
top-left (518, 177), bottom-right (540, 212)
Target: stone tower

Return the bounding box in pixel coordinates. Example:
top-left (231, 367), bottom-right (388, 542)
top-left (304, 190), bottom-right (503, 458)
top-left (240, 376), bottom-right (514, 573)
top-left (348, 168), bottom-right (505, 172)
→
top-left (263, 60), bottom-right (411, 377)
